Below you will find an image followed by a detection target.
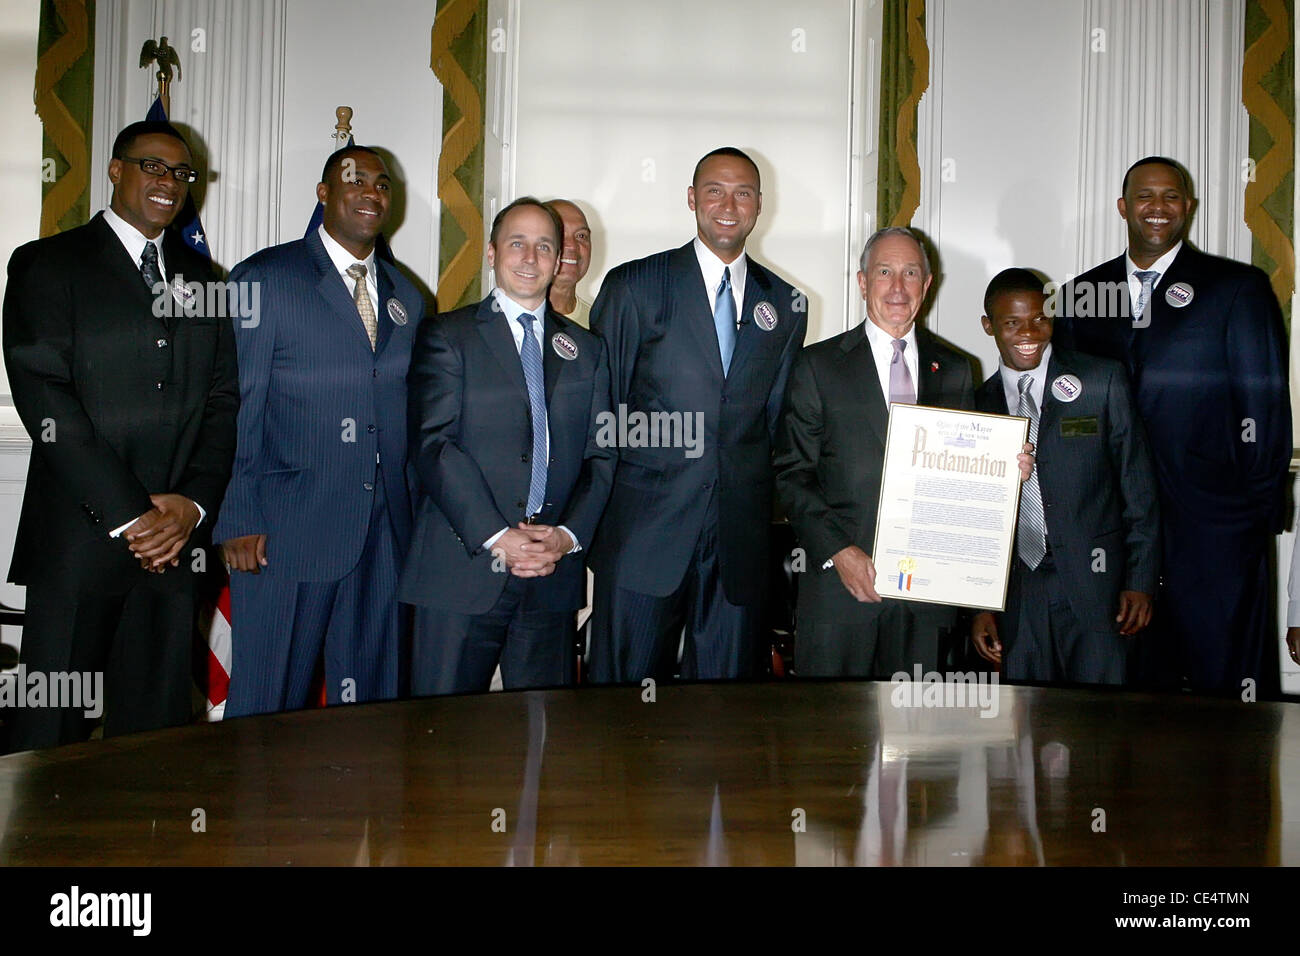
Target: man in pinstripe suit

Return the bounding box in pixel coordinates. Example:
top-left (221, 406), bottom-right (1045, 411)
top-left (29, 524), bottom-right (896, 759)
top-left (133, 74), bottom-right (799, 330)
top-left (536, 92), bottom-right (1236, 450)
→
top-left (971, 268), bottom-right (1160, 684)
top-left (214, 146), bottom-right (424, 715)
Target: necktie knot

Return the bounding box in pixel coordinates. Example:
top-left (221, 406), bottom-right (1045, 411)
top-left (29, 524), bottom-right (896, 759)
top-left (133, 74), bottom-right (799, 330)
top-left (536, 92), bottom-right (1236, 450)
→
top-left (892, 339), bottom-right (907, 361)
top-left (346, 262), bottom-right (367, 280)
top-left (516, 313), bottom-right (536, 333)
top-left (1018, 372), bottom-right (1033, 397)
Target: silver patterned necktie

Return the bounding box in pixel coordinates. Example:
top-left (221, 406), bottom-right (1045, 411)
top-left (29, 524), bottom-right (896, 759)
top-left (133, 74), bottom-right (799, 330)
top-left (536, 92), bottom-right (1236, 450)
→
top-left (1016, 373), bottom-right (1047, 569)
top-left (889, 338), bottom-right (916, 405)
top-left (517, 314), bottom-right (548, 517)
top-left (1133, 269), bottom-right (1158, 322)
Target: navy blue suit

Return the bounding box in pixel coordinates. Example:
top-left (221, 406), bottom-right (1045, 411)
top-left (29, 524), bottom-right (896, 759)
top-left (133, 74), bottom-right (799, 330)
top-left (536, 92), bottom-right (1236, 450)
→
top-left (975, 350), bottom-right (1161, 685)
top-left (213, 229), bottom-right (423, 714)
top-left (399, 295), bottom-right (614, 692)
top-left (587, 241), bottom-right (807, 682)
top-left (1054, 244), bottom-right (1290, 695)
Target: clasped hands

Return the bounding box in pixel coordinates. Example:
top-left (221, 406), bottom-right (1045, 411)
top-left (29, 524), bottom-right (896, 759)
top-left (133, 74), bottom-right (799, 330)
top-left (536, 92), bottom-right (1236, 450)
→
top-left (492, 523), bottom-right (573, 577)
top-left (124, 493), bottom-right (201, 572)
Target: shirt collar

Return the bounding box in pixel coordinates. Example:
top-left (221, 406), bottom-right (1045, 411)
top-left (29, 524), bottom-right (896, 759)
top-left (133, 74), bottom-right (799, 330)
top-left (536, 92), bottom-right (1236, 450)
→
top-left (692, 236), bottom-right (747, 297)
top-left (863, 315), bottom-right (918, 353)
top-left (998, 343), bottom-right (1053, 406)
top-left (1125, 240), bottom-right (1182, 283)
top-left (318, 224), bottom-right (377, 282)
top-left (492, 287), bottom-right (545, 326)
top-left (103, 206), bottom-right (165, 276)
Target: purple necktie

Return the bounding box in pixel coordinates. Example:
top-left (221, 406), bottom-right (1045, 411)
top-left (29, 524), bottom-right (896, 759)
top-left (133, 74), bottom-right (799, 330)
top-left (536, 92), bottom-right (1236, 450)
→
top-left (889, 338), bottom-right (916, 405)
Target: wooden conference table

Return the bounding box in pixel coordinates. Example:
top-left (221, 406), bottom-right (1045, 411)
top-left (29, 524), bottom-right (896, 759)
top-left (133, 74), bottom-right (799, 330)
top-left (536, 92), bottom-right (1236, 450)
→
top-left (0, 681), bottom-right (1295, 865)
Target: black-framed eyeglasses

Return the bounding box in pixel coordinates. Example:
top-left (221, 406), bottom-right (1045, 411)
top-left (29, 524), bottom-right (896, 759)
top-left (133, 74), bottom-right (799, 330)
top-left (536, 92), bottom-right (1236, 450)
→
top-left (119, 157), bottom-right (198, 183)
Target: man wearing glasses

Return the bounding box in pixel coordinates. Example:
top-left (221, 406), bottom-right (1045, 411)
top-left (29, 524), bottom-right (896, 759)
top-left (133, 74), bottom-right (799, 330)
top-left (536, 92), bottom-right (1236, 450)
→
top-left (2, 120), bottom-right (238, 749)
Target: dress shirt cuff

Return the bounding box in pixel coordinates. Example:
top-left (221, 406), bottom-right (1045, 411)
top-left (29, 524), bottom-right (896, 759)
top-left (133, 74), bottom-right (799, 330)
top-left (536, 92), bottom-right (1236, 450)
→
top-left (558, 526), bottom-right (580, 554)
top-left (109, 515), bottom-right (143, 539)
top-left (484, 527), bottom-right (509, 551)
top-left (1288, 599), bottom-right (1300, 629)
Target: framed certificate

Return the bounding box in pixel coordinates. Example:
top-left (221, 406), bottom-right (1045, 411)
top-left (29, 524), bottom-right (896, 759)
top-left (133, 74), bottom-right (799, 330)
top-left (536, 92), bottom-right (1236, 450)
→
top-left (870, 403), bottom-right (1028, 611)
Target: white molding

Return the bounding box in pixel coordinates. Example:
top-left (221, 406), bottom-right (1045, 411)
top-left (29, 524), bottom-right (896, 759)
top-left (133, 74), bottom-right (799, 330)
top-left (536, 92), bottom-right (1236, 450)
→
top-left (844, 0), bottom-right (883, 334)
top-left (1074, 0), bottom-right (1249, 270)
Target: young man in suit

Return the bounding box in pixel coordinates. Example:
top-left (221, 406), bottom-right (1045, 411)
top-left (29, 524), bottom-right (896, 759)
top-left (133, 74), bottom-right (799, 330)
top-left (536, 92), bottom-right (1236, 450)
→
top-left (3, 120), bottom-right (238, 749)
top-left (1053, 157), bottom-right (1291, 696)
top-left (971, 269), bottom-right (1160, 685)
top-left (586, 147), bottom-right (807, 683)
top-left (399, 197), bottom-right (614, 694)
top-left (775, 227), bottom-right (981, 677)
top-left (214, 145), bottom-right (424, 715)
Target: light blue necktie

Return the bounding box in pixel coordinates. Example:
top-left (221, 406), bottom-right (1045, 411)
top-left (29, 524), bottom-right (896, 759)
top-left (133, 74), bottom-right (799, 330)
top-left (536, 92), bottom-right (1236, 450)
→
top-left (714, 266), bottom-right (737, 375)
top-left (517, 314), bottom-right (548, 516)
top-left (1133, 270), bottom-right (1158, 321)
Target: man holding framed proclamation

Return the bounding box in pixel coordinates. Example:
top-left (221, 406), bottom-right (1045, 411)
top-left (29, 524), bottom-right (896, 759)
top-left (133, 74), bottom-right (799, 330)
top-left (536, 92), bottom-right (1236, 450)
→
top-left (775, 228), bottom-right (1032, 679)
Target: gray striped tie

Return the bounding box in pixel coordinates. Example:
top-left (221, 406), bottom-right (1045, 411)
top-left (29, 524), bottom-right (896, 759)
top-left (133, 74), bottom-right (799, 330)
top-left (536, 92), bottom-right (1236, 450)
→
top-left (1016, 374), bottom-right (1047, 569)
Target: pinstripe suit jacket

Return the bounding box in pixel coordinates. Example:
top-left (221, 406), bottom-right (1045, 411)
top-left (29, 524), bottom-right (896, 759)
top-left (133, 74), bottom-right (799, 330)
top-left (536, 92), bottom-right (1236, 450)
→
top-left (213, 229), bottom-right (423, 581)
top-left (975, 349), bottom-right (1160, 637)
top-left (588, 241), bottom-right (807, 604)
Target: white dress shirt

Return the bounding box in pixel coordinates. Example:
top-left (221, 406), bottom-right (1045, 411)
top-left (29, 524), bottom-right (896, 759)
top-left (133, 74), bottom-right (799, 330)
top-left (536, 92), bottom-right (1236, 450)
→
top-left (318, 224), bottom-right (379, 306)
top-left (482, 287), bottom-right (578, 554)
top-left (103, 205), bottom-right (167, 285)
top-left (1125, 240), bottom-right (1182, 315)
top-left (104, 207), bottom-right (206, 538)
top-left (998, 344), bottom-right (1053, 417)
top-left (863, 317), bottom-right (919, 406)
top-left (693, 237), bottom-right (747, 324)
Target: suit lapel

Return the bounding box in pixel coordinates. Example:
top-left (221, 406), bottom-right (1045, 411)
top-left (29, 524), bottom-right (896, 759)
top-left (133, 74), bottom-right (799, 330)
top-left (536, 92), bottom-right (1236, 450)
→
top-left (542, 307), bottom-right (565, 408)
top-left (307, 229), bottom-right (377, 353)
top-left (840, 322), bottom-right (889, 446)
top-left (977, 375), bottom-right (1010, 415)
top-left (729, 256), bottom-right (771, 374)
top-left (670, 243), bottom-right (726, 383)
top-left (476, 295), bottom-right (528, 398)
top-left (914, 329), bottom-right (948, 406)
top-left (1038, 351), bottom-right (1066, 438)
top-left (373, 257), bottom-right (397, 355)
top-left (90, 214), bottom-right (168, 326)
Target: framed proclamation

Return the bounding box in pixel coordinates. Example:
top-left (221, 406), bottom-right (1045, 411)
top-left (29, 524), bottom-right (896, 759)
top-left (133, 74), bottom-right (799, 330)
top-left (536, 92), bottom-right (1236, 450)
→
top-left (871, 404), bottom-right (1029, 611)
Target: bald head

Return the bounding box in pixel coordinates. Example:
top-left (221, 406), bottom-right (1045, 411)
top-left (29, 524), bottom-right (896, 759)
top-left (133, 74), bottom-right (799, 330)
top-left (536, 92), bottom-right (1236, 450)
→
top-left (546, 199), bottom-right (592, 286)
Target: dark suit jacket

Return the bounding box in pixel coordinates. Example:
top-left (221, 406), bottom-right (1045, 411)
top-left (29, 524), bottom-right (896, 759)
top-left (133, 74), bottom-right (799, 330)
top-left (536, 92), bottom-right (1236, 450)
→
top-left (212, 229), bottom-right (423, 581)
top-left (3, 212), bottom-right (238, 584)
top-left (975, 349), bottom-right (1160, 636)
top-left (1053, 244), bottom-right (1290, 537)
top-left (588, 241), bottom-right (807, 604)
top-left (398, 296), bottom-right (614, 615)
top-left (775, 322), bottom-right (975, 571)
